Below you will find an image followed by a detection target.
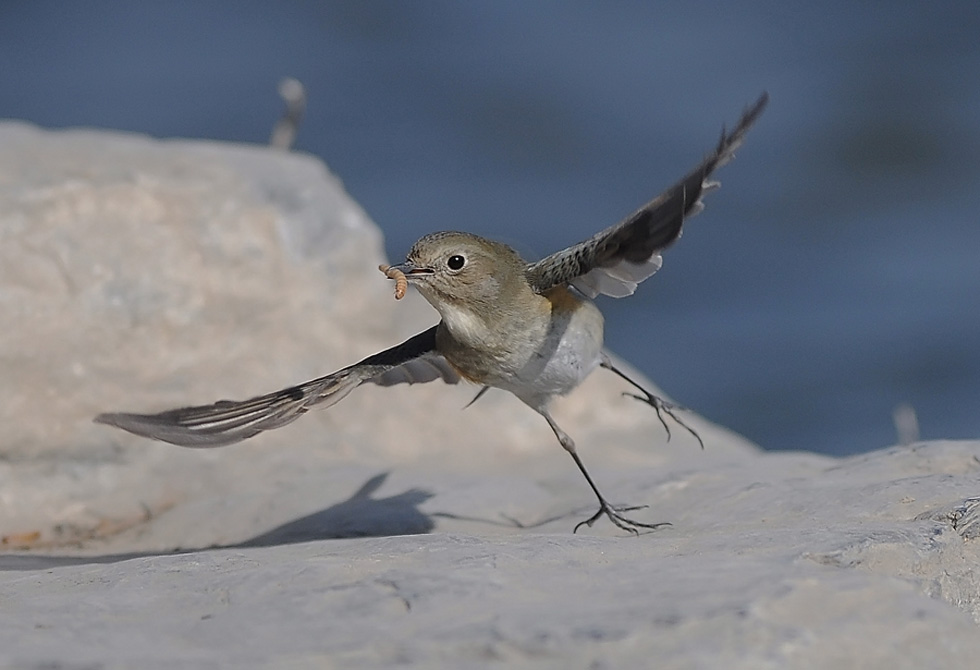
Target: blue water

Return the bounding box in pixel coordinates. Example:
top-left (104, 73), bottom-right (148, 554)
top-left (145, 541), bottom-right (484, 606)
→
top-left (2, 1), bottom-right (978, 455)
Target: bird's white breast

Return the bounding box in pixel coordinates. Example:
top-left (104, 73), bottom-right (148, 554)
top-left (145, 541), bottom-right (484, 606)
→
top-left (496, 290), bottom-right (605, 409)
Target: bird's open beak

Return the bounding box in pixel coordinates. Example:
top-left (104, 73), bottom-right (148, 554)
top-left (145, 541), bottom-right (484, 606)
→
top-left (387, 261), bottom-right (434, 280)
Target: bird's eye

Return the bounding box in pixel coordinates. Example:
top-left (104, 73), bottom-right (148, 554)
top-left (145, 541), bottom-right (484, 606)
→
top-left (447, 254), bottom-right (466, 271)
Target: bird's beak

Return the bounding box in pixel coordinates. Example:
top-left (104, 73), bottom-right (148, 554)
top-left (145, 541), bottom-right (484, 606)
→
top-left (387, 261), bottom-right (434, 280)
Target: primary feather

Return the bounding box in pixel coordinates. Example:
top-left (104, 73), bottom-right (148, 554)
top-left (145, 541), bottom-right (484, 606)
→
top-left (94, 326), bottom-right (456, 447)
top-left (524, 92), bottom-right (768, 298)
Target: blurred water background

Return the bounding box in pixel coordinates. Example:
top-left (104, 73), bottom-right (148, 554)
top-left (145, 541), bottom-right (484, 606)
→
top-left (2, 1), bottom-right (977, 456)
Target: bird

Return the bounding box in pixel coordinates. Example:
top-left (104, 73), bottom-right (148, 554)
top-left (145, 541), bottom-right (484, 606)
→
top-left (95, 93), bottom-right (768, 534)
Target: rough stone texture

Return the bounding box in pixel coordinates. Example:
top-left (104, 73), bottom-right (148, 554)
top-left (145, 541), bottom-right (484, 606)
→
top-left (0, 120), bottom-right (751, 548)
top-left (1, 123), bottom-right (978, 668)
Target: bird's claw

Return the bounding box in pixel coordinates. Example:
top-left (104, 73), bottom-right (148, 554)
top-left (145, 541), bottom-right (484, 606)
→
top-left (623, 391), bottom-right (705, 450)
top-left (573, 501), bottom-right (671, 535)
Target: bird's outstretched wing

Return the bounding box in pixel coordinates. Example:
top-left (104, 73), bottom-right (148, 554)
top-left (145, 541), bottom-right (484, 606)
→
top-left (525, 93), bottom-right (768, 298)
top-left (94, 325), bottom-right (458, 447)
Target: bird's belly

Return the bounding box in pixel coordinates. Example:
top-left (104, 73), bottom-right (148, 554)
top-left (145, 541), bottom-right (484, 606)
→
top-left (516, 329), bottom-right (601, 394)
top-left (491, 296), bottom-right (604, 405)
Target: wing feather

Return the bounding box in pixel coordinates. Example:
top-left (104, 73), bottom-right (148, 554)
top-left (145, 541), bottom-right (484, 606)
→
top-left (525, 93), bottom-right (768, 298)
top-left (94, 325), bottom-right (458, 447)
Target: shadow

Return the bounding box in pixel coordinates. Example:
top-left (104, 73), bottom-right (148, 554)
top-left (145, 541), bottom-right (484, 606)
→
top-left (0, 472), bottom-right (435, 571)
top-left (431, 505), bottom-right (668, 536)
top-left (430, 509), bottom-right (581, 530)
top-left (236, 472), bottom-right (434, 547)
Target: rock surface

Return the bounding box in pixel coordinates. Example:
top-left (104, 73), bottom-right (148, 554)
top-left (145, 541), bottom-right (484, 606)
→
top-left (1, 123), bottom-right (978, 668)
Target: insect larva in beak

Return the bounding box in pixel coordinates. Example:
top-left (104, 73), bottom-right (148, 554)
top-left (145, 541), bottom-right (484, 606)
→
top-left (378, 264), bottom-right (408, 300)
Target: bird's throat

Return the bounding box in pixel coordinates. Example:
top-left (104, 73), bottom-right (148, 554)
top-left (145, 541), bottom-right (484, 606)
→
top-left (434, 300), bottom-right (496, 349)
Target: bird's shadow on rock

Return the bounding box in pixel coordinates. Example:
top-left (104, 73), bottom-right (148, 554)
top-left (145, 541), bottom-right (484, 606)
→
top-left (235, 472), bottom-right (435, 547)
top-left (0, 471), bottom-right (435, 570)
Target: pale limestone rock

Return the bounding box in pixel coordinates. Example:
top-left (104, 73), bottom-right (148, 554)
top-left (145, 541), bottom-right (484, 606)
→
top-left (0, 121), bottom-right (749, 547)
top-left (1, 441), bottom-right (979, 668)
top-left (3, 124), bottom-right (978, 669)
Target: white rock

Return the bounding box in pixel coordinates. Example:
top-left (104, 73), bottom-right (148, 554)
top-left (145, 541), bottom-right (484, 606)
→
top-left (0, 121), bottom-right (749, 544)
top-left (1, 123), bottom-right (977, 668)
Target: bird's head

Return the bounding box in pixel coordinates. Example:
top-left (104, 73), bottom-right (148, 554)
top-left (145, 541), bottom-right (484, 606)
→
top-left (386, 231), bottom-right (532, 331)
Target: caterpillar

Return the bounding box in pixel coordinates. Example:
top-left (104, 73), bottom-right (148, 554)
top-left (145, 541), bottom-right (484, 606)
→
top-left (378, 264), bottom-right (408, 300)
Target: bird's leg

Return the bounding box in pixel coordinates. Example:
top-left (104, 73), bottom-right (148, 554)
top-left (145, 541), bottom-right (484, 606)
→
top-left (600, 356), bottom-right (705, 450)
top-left (539, 409), bottom-right (670, 535)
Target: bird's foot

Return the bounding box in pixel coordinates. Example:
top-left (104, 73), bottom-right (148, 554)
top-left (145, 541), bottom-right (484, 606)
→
top-left (623, 391), bottom-right (705, 450)
top-left (573, 500), bottom-right (671, 535)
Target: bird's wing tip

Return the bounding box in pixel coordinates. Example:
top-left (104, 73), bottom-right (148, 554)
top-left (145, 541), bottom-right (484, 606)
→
top-left (93, 412), bottom-right (119, 426)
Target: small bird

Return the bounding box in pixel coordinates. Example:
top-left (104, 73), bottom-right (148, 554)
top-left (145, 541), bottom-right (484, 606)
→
top-left (96, 93), bottom-right (768, 534)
